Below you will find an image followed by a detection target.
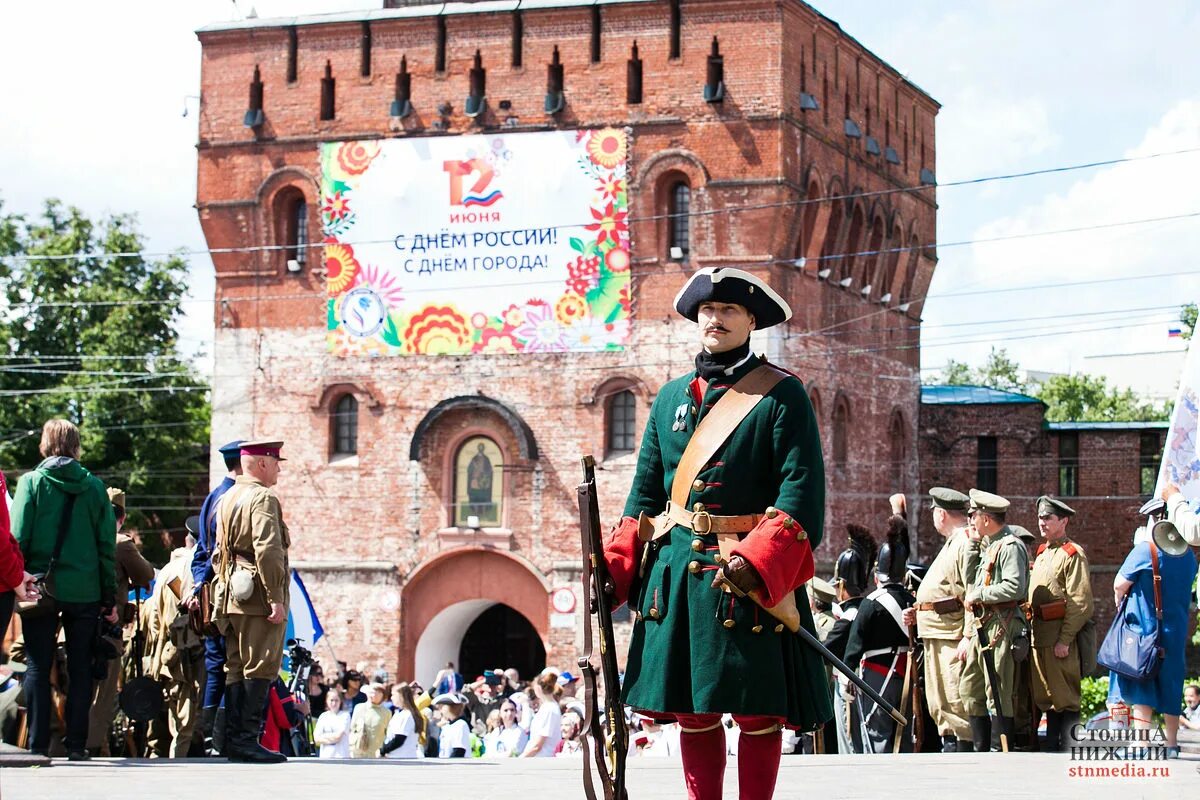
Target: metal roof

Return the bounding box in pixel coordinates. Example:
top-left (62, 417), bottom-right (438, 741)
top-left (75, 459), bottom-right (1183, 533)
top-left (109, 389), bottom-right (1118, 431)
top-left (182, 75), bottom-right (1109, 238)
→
top-left (1046, 421), bottom-right (1169, 431)
top-left (197, 0), bottom-right (656, 34)
top-left (920, 385), bottom-right (1043, 406)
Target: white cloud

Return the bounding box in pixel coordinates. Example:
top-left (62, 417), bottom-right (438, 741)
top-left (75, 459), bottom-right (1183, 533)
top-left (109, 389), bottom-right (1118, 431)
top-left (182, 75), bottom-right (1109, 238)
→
top-left (922, 99), bottom-right (1200, 398)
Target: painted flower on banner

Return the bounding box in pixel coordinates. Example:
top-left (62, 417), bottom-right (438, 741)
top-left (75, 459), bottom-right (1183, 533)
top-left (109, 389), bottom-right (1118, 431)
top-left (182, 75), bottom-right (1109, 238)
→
top-left (566, 255), bottom-right (601, 296)
top-left (555, 292), bottom-right (588, 326)
top-left (513, 303), bottom-right (567, 352)
top-left (354, 262), bottom-right (405, 308)
top-left (585, 202), bottom-right (628, 247)
top-left (478, 328), bottom-right (520, 354)
top-left (403, 305), bottom-right (472, 355)
top-left (337, 140), bottom-right (382, 176)
top-left (604, 247), bottom-right (631, 273)
top-left (322, 191), bottom-right (351, 223)
top-left (598, 175), bottom-right (626, 203)
top-left (471, 312), bottom-right (489, 330)
top-left (324, 240), bottom-right (359, 295)
top-left (500, 304), bottom-right (526, 329)
top-left (587, 128), bottom-right (627, 169)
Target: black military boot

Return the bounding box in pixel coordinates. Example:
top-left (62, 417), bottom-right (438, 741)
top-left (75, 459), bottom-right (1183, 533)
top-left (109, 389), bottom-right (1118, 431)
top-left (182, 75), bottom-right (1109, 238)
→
top-left (212, 706), bottom-right (227, 756)
top-left (223, 682), bottom-right (244, 761)
top-left (956, 739), bottom-right (974, 752)
top-left (201, 705), bottom-right (218, 755)
top-left (969, 716), bottom-right (991, 753)
top-left (941, 735), bottom-right (958, 753)
top-left (997, 717), bottom-right (1016, 752)
top-left (1060, 710), bottom-right (1081, 750)
top-left (1044, 710), bottom-right (1063, 752)
top-left (227, 678), bottom-right (287, 764)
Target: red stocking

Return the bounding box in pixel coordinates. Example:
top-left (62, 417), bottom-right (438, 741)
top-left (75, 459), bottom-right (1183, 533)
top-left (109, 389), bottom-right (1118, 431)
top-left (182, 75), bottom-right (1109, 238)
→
top-left (734, 715), bottom-right (783, 800)
top-left (675, 713), bottom-right (727, 800)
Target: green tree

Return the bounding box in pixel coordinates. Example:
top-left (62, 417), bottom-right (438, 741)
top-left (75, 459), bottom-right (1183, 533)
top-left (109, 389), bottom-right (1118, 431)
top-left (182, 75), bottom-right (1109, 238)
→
top-left (0, 199), bottom-right (210, 564)
top-left (1036, 373), bottom-right (1167, 422)
top-left (932, 347), bottom-right (1027, 391)
top-left (1181, 303), bottom-right (1197, 340)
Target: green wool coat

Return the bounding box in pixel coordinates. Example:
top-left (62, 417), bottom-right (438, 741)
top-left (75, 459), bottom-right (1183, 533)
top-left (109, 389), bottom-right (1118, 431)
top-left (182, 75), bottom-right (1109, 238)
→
top-left (12, 458), bottom-right (117, 605)
top-left (620, 354), bottom-right (833, 730)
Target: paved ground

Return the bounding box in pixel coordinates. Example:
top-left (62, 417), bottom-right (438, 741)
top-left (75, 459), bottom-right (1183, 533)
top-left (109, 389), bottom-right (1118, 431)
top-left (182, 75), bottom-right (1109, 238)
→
top-left (1, 752), bottom-right (1195, 800)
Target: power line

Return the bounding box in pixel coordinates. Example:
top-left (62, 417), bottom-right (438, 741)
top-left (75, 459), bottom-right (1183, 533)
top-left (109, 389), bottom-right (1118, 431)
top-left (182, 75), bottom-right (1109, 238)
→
top-left (5, 145), bottom-right (1199, 266)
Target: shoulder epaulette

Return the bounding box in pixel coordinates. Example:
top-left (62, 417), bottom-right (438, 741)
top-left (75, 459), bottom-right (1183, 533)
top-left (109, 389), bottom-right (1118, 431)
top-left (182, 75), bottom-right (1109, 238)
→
top-left (1036, 543), bottom-right (1048, 556)
top-left (1062, 541), bottom-right (1080, 557)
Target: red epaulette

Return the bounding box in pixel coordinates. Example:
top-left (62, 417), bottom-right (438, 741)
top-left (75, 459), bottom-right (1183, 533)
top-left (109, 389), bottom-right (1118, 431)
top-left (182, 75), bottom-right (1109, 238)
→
top-left (1036, 543), bottom-right (1048, 556)
top-left (1061, 541), bottom-right (1080, 557)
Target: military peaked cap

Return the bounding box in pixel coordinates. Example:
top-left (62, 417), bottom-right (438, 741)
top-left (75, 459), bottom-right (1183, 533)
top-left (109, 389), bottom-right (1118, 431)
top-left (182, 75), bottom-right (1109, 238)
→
top-left (106, 487), bottom-right (126, 510)
top-left (928, 487), bottom-right (970, 511)
top-left (1037, 495), bottom-right (1076, 518)
top-left (673, 267), bottom-right (792, 329)
top-left (969, 489), bottom-right (1010, 514)
top-left (1010, 525), bottom-right (1036, 543)
top-left (807, 576), bottom-right (837, 605)
top-left (240, 439), bottom-right (286, 461)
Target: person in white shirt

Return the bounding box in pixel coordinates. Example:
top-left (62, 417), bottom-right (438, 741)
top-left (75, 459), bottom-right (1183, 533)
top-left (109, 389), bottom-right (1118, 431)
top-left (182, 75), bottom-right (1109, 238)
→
top-left (381, 683), bottom-right (425, 759)
top-left (483, 698), bottom-right (528, 758)
top-left (434, 693), bottom-right (472, 758)
top-left (1164, 484), bottom-right (1200, 545)
top-left (520, 670), bottom-right (562, 757)
top-left (312, 690), bottom-right (351, 759)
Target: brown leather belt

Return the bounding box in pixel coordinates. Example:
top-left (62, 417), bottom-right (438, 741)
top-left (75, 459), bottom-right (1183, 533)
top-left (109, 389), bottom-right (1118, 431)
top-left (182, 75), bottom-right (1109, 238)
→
top-left (914, 598), bottom-right (963, 612)
top-left (980, 600), bottom-right (1020, 610)
top-left (662, 500), bottom-right (760, 535)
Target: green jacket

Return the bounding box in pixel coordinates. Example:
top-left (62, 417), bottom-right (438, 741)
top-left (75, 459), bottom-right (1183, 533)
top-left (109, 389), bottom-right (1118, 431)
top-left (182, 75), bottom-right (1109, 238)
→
top-left (12, 457), bottom-right (117, 605)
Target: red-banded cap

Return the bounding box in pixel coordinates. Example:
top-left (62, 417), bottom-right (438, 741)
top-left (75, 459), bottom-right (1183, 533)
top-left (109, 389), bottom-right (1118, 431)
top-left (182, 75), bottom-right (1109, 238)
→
top-left (240, 439), bottom-right (286, 461)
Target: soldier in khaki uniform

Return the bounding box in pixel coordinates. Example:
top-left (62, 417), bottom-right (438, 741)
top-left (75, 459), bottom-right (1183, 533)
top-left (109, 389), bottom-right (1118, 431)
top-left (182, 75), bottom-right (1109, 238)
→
top-left (902, 487), bottom-right (977, 752)
top-left (212, 440), bottom-right (291, 764)
top-left (1028, 496), bottom-right (1093, 751)
top-left (960, 490), bottom-right (1029, 752)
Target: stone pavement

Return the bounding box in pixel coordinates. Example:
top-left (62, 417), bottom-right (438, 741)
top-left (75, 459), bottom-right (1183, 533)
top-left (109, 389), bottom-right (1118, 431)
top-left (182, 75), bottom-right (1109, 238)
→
top-left (1, 752), bottom-right (1195, 800)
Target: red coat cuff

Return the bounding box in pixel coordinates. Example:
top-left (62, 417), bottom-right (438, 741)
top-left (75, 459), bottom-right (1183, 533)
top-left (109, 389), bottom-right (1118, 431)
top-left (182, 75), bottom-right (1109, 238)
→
top-left (602, 515), bottom-right (644, 607)
top-left (0, 531), bottom-right (24, 592)
top-left (731, 512), bottom-right (814, 608)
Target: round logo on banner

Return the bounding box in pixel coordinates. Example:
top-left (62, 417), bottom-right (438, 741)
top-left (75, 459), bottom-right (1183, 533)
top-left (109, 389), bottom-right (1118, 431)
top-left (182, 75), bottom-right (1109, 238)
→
top-left (340, 287), bottom-right (387, 339)
top-left (551, 587), bottom-right (576, 614)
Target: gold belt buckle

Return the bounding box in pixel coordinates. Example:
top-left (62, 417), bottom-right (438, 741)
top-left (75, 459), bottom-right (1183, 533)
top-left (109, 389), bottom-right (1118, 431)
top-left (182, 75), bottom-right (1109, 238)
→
top-left (692, 510), bottom-right (713, 535)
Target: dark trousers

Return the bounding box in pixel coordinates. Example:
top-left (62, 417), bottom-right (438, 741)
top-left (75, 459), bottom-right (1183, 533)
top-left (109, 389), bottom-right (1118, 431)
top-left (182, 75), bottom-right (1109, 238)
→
top-left (0, 591), bottom-right (14, 645)
top-left (24, 601), bottom-right (99, 752)
top-left (203, 633), bottom-right (227, 708)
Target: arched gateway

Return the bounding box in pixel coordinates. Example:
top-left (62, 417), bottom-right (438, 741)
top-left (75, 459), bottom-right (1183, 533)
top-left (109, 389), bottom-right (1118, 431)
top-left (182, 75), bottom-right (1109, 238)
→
top-left (402, 548), bottom-right (550, 684)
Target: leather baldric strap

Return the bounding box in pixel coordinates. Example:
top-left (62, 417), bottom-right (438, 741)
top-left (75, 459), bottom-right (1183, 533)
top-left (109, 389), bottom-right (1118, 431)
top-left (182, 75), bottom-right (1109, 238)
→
top-left (668, 364), bottom-right (790, 509)
top-left (1150, 538), bottom-right (1163, 621)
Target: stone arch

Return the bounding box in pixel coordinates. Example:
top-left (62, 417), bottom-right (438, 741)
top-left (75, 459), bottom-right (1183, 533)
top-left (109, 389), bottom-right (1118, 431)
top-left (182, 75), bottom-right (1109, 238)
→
top-left (409, 395), bottom-right (537, 461)
top-left (831, 391), bottom-right (851, 472)
top-left (859, 212), bottom-right (886, 297)
top-left (253, 167), bottom-right (319, 274)
top-left (839, 200), bottom-right (866, 285)
top-left (880, 212), bottom-right (905, 302)
top-left (401, 547), bottom-right (551, 682)
top-left (794, 172), bottom-right (825, 275)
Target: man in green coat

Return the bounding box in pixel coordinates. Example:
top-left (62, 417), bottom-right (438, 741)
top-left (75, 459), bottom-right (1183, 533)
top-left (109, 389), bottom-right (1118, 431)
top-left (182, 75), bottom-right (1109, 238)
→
top-left (11, 418), bottom-right (117, 759)
top-left (603, 267), bottom-right (830, 800)
top-left (959, 489), bottom-right (1029, 752)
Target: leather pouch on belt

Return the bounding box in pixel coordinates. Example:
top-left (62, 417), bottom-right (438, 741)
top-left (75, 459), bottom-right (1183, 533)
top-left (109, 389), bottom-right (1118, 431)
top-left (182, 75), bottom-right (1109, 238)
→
top-left (931, 597), bottom-right (962, 614)
top-left (1036, 599), bottom-right (1067, 621)
top-left (716, 535), bottom-right (801, 633)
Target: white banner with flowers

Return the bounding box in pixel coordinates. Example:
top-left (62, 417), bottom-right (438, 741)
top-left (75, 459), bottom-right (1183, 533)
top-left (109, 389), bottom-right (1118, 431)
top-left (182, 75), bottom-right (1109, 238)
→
top-left (320, 129), bottom-right (631, 356)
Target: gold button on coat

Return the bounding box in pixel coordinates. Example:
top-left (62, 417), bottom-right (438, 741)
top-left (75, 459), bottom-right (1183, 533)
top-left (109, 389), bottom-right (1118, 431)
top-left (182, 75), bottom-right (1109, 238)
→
top-left (649, 608), bottom-right (660, 620)
top-left (688, 561), bottom-right (701, 574)
top-left (773, 623), bottom-right (785, 633)
top-left (692, 479), bottom-right (705, 491)
top-left (693, 503), bottom-right (705, 512)
top-left (795, 530), bottom-right (807, 541)
top-left (765, 507), bottom-right (778, 519)
top-left (691, 539), bottom-right (703, 552)
top-left (722, 619), bottom-right (736, 629)
top-left (752, 625), bottom-right (763, 634)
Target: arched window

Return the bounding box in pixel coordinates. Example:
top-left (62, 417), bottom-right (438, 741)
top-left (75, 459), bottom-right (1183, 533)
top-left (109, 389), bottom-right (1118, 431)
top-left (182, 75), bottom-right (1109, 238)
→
top-left (454, 436), bottom-right (503, 527)
top-left (808, 387), bottom-right (822, 429)
top-left (276, 187), bottom-right (309, 270)
top-left (841, 204), bottom-right (865, 284)
top-left (607, 389), bottom-right (636, 456)
top-left (900, 233), bottom-right (920, 304)
top-left (832, 396), bottom-right (849, 471)
top-left (889, 410), bottom-right (906, 489)
top-left (797, 180), bottom-right (822, 265)
top-left (820, 199), bottom-right (844, 270)
top-left (332, 394), bottom-right (358, 456)
top-left (668, 182), bottom-right (691, 262)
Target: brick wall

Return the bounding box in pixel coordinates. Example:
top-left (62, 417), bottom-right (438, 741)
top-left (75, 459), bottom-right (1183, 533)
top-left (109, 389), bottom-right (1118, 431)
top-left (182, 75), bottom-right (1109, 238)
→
top-left (196, 0), bottom-right (940, 679)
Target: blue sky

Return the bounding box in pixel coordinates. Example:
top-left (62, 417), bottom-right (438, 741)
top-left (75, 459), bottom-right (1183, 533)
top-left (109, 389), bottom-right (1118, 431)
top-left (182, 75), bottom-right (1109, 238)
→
top-left (1, 1), bottom-right (1196, 399)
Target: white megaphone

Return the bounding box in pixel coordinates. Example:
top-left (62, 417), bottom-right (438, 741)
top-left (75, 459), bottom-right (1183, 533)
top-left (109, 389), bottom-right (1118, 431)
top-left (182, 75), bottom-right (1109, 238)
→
top-left (1152, 519), bottom-right (1190, 556)
top-left (1140, 497), bottom-right (1190, 556)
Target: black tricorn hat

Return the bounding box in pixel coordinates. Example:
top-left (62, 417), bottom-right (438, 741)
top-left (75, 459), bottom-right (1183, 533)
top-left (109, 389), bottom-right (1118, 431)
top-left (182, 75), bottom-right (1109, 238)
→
top-left (673, 267), bottom-right (792, 329)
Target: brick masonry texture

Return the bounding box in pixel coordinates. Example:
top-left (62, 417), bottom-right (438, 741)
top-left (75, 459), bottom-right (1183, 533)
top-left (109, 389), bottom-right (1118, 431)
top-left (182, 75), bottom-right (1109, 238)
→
top-left (195, 0), bottom-right (949, 680)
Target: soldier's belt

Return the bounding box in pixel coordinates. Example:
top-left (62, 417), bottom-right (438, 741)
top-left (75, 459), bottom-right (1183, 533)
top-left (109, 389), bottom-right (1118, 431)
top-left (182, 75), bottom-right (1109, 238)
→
top-left (658, 500), bottom-right (761, 536)
top-left (971, 600), bottom-right (1020, 615)
top-left (914, 598), bottom-right (962, 613)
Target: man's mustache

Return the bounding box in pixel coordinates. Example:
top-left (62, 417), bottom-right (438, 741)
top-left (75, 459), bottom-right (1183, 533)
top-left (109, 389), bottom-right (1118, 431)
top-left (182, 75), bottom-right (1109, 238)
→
top-left (705, 325), bottom-right (729, 333)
